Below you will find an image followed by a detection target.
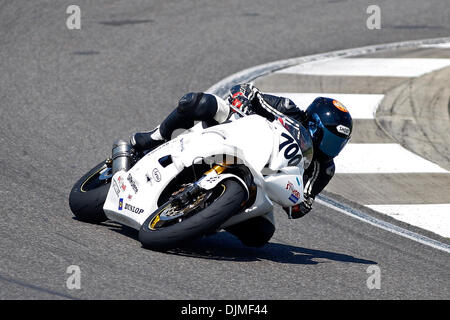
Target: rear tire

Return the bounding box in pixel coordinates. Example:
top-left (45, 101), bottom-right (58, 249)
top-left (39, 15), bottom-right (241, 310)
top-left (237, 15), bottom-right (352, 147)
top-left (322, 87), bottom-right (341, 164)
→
top-left (69, 161), bottom-right (110, 223)
top-left (139, 179), bottom-right (246, 251)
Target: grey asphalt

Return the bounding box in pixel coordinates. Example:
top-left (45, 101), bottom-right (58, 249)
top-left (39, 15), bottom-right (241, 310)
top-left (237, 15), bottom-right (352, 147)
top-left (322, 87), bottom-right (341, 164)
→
top-left (378, 66), bottom-right (450, 171)
top-left (1, 0), bottom-right (449, 299)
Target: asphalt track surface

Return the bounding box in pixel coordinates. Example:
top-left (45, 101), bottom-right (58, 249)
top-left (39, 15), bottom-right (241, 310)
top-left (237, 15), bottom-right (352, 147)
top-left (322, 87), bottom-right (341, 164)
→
top-left (1, 0), bottom-right (449, 299)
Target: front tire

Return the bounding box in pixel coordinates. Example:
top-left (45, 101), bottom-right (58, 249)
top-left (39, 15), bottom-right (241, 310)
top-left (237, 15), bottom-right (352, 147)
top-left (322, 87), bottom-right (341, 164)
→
top-left (69, 161), bottom-right (111, 223)
top-left (139, 179), bottom-right (246, 251)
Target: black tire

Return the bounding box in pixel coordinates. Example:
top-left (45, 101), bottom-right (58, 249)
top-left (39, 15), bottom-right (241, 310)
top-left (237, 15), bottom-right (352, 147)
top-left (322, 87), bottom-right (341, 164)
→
top-left (226, 215), bottom-right (275, 247)
top-left (139, 179), bottom-right (246, 251)
top-left (69, 161), bottom-right (110, 223)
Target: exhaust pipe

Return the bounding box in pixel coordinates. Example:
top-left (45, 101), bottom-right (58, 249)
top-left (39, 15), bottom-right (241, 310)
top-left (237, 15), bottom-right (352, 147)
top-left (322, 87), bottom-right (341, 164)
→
top-left (111, 139), bottom-right (131, 174)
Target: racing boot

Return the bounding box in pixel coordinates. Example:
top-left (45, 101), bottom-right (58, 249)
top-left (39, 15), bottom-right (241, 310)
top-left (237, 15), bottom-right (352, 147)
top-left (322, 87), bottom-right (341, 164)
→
top-left (130, 127), bottom-right (166, 152)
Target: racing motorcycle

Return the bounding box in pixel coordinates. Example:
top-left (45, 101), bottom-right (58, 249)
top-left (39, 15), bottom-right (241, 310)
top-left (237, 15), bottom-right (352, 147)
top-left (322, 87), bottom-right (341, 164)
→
top-left (69, 105), bottom-right (313, 250)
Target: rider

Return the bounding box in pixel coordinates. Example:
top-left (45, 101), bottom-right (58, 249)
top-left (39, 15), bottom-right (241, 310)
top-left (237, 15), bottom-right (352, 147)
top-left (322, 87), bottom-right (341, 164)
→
top-left (130, 83), bottom-right (352, 245)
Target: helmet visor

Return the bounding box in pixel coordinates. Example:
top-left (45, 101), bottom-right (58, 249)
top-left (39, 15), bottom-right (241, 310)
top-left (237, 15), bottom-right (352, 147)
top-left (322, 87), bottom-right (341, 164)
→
top-left (318, 124), bottom-right (349, 157)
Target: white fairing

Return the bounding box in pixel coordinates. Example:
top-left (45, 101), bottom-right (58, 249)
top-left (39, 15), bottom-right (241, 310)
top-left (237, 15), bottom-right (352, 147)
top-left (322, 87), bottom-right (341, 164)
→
top-left (263, 167), bottom-right (305, 208)
top-left (103, 115), bottom-right (306, 230)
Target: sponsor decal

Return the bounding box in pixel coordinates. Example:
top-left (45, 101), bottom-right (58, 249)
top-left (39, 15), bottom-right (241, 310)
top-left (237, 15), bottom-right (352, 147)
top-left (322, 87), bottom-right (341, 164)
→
top-left (296, 177), bottom-right (301, 186)
top-left (112, 179), bottom-right (120, 196)
top-left (180, 138), bottom-right (184, 152)
top-left (119, 198), bottom-right (143, 215)
top-left (124, 203), bottom-right (144, 215)
top-left (289, 194), bottom-right (299, 204)
top-left (336, 125), bottom-right (350, 136)
top-left (206, 176), bottom-right (219, 183)
top-left (332, 99), bottom-right (348, 113)
top-left (286, 181), bottom-right (294, 191)
top-left (118, 176), bottom-right (126, 191)
top-left (286, 181), bottom-right (302, 200)
top-left (127, 173), bottom-right (139, 194)
top-left (152, 168), bottom-right (161, 182)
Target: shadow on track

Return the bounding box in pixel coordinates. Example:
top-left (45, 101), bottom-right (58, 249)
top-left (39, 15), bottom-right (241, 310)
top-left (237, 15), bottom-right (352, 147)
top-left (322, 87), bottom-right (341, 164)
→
top-left (169, 232), bottom-right (377, 265)
top-left (106, 223), bottom-right (377, 266)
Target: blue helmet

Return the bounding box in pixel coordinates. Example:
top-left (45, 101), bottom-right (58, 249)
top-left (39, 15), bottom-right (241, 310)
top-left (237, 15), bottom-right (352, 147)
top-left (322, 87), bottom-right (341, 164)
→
top-left (305, 97), bottom-right (352, 158)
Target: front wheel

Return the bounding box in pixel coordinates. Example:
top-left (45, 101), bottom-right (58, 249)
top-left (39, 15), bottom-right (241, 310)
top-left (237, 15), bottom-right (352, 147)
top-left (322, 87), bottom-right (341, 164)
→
top-left (139, 179), bottom-right (246, 251)
top-left (69, 161), bottom-right (112, 223)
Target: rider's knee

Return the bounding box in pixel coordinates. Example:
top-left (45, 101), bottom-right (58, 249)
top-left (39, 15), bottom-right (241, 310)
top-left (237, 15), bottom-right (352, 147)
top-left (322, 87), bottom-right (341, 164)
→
top-left (177, 92), bottom-right (218, 121)
top-left (226, 214), bottom-right (275, 247)
top-left (177, 92), bottom-right (203, 113)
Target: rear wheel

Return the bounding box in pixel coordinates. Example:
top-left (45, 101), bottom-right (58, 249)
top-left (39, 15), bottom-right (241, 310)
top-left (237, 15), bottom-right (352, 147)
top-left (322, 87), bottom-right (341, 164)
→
top-left (139, 179), bottom-right (246, 251)
top-left (69, 161), bottom-right (112, 223)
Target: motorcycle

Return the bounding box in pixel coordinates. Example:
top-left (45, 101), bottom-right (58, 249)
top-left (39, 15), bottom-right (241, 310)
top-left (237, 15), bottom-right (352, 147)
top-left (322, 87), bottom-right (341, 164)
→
top-left (68, 105), bottom-right (313, 250)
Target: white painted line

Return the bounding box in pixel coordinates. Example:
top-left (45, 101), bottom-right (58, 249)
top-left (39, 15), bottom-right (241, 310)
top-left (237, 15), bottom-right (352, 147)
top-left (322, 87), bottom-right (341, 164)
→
top-left (267, 92), bottom-right (384, 119)
top-left (421, 43), bottom-right (450, 49)
top-left (276, 58), bottom-right (450, 77)
top-left (335, 143), bottom-right (448, 173)
top-left (207, 38), bottom-right (450, 97)
top-left (366, 204), bottom-right (450, 238)
top-left (317, 195), bottom-right (450, 254)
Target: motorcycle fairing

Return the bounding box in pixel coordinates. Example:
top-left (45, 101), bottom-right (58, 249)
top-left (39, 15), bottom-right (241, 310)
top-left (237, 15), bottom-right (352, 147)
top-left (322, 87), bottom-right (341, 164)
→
top-left (103, 115), bottom-right (305, 230)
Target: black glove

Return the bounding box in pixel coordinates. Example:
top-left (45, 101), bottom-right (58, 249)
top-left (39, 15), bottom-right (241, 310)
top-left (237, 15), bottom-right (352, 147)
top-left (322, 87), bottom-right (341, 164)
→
top-left (283, 197), bottom-right (314, 219)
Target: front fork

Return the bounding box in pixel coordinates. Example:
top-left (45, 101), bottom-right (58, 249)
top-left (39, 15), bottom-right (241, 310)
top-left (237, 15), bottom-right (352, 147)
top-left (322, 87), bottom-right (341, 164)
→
top-left (175, 164), bottom-right (228, 205)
